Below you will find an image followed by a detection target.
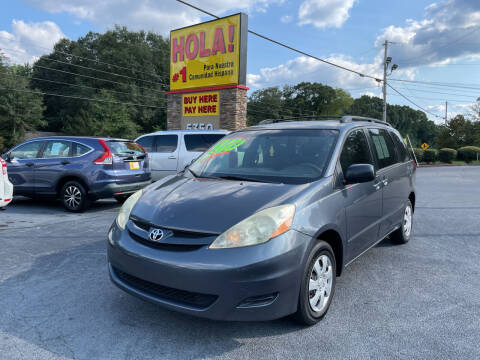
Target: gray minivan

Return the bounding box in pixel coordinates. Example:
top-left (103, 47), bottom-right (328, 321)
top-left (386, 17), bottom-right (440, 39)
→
top-left (108, 116), bottom-right (416, 325)
top-left (136, 130), bottom-right (227, 181)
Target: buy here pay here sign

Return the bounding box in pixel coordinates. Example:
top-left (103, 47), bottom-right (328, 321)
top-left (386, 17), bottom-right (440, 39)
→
top-left (182, 92), bottom-right (219, 117)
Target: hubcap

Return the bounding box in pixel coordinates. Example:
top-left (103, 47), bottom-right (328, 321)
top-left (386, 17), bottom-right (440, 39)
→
top-left (308, 254), bottom-right (333, 313)
top-left (64, 186), bottom-right (82, 208)
top-left (403, 205), bottom-right (412, 238)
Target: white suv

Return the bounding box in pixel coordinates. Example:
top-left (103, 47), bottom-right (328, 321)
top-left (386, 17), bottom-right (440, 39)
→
top-left (0, 157), bottom-right (13, 209)
top-left (136, 130), bottom-right (228, 181)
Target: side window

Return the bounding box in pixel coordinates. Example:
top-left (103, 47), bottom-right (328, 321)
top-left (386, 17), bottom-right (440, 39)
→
top-left (390, 131), bottom-right (410, 162)
top-left (10, 141), bottom-right (43, 160)
top-left (340, 129), bottom-right (373, 175)
top-left (155, 135), bottom-right (178, 153)
top-left (368, 128), bottom-right (397, 169)
top-left (137, 136), bottom-right (156, 152)
top-left (73, 143), bottom-right (91, 157)
top-left (184, 134), bottom-right (225, 152)
top-left (42, 140), bottom-right (71, 158)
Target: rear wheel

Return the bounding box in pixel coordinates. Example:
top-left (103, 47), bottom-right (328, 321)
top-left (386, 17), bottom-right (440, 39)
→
top-left (390, 200), bottom-right (413, 244)
top-left (295, 241), bottom-right (336, 326)
top-left (61, 181), bottom-right (89, 212)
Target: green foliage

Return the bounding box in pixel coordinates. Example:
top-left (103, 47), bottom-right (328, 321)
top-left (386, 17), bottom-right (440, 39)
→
top-left (247, 82), bottom-right (353, 126)
top-left (0, 59), bottom-right (45, 151)
top-left (31, 26), bottom-right (169, 137)
top-left (457, 146), bottom-right (480, 163)
top-left (412, 148), bottom-right (424, 162)
top-left (423, 148), bottom-right (438, 163)
top-left (435, 115), bottom-right (480, 149)
top-left (438, 148), bottom-right (457, 163)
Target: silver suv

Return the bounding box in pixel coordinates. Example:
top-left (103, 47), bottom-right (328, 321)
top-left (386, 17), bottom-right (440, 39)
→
top-left (136, 130), bottom-right (227, 181)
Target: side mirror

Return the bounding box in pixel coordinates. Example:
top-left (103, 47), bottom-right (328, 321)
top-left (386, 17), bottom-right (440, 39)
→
top-left (344, 164), bottom-right (375, 184)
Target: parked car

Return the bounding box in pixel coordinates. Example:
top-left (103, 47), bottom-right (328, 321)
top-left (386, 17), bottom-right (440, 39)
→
top-left (108, 116), bottom-right (416, 325)
top-left (0, 157), bottom-right (13, 209)
top-left (135, 130), bottom-right (227, 181)
top-left (2, 137), bottom-right (151, 212)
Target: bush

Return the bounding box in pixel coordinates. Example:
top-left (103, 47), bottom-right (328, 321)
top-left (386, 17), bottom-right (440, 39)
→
top-left (457, 146), bottom-right (480, 163)
top-left (423, 149), bottom-right (438, 163)
top-left (438, 148), bottom-right (457, 163)
top-left (411, 148), bottom-right (424, 163)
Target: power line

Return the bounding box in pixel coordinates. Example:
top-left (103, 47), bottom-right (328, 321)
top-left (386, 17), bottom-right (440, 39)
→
top-left (5, 44), bottom-right (171, 83)
top-left (387, 83), bottom-right (442, 118)
top-left (0, 86), bottom-right (166, 109)
top-left (389, 78), bottom-right (480, 91)
top-left (33, 64), bottom-right (166, 94)
top-left (1, 46), bottom-right (169, 88)
top-left (175, 0), bottom-right (382, 82)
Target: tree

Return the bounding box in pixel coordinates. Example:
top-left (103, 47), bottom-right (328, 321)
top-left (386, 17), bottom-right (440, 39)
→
top-left (435, 114), bottom-right (479, 149)
top-left (31, 26), bottom-right (169, 137)
top-left (0, 58), bottom-right (45, 151)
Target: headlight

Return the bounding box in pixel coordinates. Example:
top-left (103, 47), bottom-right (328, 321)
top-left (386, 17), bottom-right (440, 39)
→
top-left (116, 190), bottom-right (143, 230)
top-left (209, 204), bottom-right (295, 249)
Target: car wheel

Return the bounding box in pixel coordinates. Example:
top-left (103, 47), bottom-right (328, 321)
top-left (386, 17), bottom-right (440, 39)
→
top-left (295, 240), bottom-right (336, 326)
top-left (61, 181), bottom-right (89, 212)
top-left (390, 200), bottom-right (413, 244)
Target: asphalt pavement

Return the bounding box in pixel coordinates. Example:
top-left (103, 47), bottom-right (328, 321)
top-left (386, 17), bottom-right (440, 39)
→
top-left (0, 166), bottom-right (479, 360)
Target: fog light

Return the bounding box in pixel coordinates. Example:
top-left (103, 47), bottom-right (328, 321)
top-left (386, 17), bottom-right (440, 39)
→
top-left (236, 293), bottom-right (278, 308)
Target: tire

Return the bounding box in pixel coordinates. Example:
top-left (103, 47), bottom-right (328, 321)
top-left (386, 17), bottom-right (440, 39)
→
top-left (295, 240), bottom-right (336, 326)
top-left (61, 181), bottom-right (89, 212)
top-left (390, 200), bottom-right (413, 244)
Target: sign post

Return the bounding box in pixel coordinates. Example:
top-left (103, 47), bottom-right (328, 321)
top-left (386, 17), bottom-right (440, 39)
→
top-left (166, 13), bottom-right (248, 131)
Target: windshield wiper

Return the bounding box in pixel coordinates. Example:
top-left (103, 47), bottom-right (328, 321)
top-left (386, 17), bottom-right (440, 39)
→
top-left (214, 175), bottom-right (278, 183)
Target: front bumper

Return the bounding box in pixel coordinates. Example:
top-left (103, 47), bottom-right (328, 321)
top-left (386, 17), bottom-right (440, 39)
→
top-left (90, 179), bottom-right (152, 199)
top-left (107, 222), bottom-right (312, 321)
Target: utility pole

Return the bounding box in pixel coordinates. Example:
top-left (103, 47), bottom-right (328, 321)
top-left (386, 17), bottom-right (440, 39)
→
top-left (445, 100), bottom-right (448, 124)
top-left (382, 40), bottom-right (389, 123)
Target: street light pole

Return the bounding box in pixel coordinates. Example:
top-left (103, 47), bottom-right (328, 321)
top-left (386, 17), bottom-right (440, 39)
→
top-left (382, 40), bottom-right (389, 123)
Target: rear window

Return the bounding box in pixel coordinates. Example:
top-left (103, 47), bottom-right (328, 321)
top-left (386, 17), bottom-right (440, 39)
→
top-left (184, 134), bottom-right (225, 152)
top-left (136, 136), bottom-right (155, 152)
top-left (107, 141), bottom-right (145, 156)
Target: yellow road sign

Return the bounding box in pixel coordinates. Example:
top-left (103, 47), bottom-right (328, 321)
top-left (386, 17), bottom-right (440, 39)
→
top-left (421, 143), bottom-right (429, 150)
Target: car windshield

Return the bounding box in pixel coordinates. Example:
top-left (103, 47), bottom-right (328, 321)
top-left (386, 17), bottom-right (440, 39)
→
top-left (189, 129), bottom-right (338, 184)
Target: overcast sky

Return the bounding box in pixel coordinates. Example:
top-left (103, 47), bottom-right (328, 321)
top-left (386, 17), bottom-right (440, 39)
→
top-left (1, 0), bottom-right (480, 123)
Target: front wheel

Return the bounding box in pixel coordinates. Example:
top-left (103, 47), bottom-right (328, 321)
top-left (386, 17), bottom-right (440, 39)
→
top-left (61, 181), bottom-right (89, 212)
top-left (295, 241), bottom-right (336, 326)
top-left (390, 200), bottom-right (413, 244)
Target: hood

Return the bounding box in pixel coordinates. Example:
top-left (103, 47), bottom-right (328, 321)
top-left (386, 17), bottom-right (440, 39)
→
top-left (131, 175), bottom-right (308, 234)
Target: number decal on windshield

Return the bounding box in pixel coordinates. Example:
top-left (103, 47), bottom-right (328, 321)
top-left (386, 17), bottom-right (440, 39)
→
top-left (199, 136), bottom-right (248, 163)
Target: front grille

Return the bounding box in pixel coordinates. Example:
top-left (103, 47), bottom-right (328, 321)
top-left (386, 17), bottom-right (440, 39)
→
top-left (130, 217), bottom-right (218, 238)
top-left (113, 266), bottom-right (218, 309)
top-left (128, 230), bottom-right (203, 251)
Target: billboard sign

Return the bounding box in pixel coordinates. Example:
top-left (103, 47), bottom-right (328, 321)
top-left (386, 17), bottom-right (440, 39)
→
top-left (170, 13), bottom-right (248, 91)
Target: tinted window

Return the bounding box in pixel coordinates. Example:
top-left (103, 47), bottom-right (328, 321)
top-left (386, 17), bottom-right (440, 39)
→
top-left (137, 136), bottom-right (156, 152)
top-left (184, 134), bottom-right (225, 152)
top-left (10, 141), bottom-right (43, 160)
top-left (390, 131), bottom-right (410, 162)
top-left (107, 141), bottom-right (145, 156)
top-left (155, 135), bottom-right (178, 152)
top-left (340, 129), bottom-right (373, 174)
top-left (368, 128), bottom-right (397, 169)
top-left (42, 140), bottom-right (71, 158)
top-left (190, 129), bottom-right (338, 184)
top-left (73, 143), bottom-right (91, 156)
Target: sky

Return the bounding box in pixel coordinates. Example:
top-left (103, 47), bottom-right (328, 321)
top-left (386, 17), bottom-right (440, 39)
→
top-left (1, 0), bottom-right (480, 124)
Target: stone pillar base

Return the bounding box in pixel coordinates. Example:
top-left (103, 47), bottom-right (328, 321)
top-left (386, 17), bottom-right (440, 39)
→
top-left (166, 85), bottom-right (248, 132)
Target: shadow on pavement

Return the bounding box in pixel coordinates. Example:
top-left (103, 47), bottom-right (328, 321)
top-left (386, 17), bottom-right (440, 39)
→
top-left (0, 239), bottom-right (303, 360)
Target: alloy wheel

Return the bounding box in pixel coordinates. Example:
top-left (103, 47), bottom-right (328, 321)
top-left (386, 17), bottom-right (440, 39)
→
top-left (64, 185), bottom-right (82, 208)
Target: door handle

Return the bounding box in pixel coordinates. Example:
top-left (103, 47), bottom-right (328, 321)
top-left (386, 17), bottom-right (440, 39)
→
top-left (373, 181), bottom-right (383, 190)
top-left (25, 162), bottom-right (34, 167)
top-left (168, 156), bottom-right (177, 160)
top-left (61, 160), bottom-right (70, 165)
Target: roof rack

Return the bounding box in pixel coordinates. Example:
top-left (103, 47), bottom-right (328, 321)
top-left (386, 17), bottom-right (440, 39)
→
top-left (257, 115), bottom-right (390, 126)
top-left (340, 116), bottom-right (390, 126)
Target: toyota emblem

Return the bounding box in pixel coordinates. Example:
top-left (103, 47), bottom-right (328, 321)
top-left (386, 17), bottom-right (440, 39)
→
top-left (149, 228), bottom-right (164, 242)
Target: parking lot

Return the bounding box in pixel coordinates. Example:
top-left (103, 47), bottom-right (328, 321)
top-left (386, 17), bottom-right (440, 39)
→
top-left (0, 166), bottom-right (479, 360)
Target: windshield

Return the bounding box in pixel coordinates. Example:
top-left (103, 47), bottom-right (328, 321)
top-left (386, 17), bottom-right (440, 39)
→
top-left (189, 129), bottom-right (338, 184)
